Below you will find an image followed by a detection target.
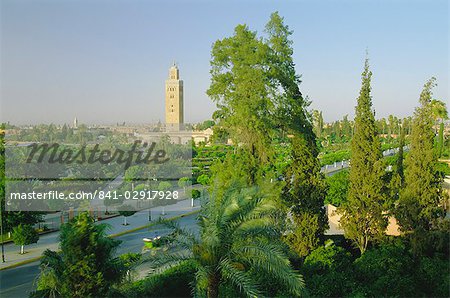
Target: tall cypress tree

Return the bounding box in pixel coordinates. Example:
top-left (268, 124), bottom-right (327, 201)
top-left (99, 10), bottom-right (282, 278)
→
top-left (339, 58), bottom-right (387, 254)
top-left (396, 78), bottom-right (445, 252)
top-left (265, 12), bottom-right (328, 256)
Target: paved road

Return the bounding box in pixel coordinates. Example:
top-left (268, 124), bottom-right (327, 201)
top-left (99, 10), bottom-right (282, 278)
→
top-left (0, 197), bottom-right (199, 270)
top-left (321, 146), bottom-right (408, 176)
top-left (0, 213), bottom-right (199, 297)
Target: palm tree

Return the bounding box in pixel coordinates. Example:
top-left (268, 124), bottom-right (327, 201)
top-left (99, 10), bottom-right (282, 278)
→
top-left (143, 183), bottom-right (304, 298)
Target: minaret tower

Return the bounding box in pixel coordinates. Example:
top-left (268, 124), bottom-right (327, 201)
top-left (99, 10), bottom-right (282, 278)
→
top-left (165, 62), bottom-right (184, 130)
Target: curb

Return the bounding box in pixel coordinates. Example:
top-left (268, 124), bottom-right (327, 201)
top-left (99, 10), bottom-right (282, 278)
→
top-left (0, 210), bottom-right (200, 271)
top-left (0, 256), bottom-right (43, 271)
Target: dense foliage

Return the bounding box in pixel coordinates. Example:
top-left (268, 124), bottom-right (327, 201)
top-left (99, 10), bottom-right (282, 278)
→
top-left (339, 59), bottom-right (387, 254)
top-left (302, 238), bottom-right (449, 297)
top-left (116, 260), bottom-right (196, 298)
top-left (325, 170), bottom-right (349, 207)
top-left (32, 213), bottom-right (124, 298)
top-left (142, 182), bottom-right (304, 297)
top-left (6, 10), bottom-right (448, 298)
top-left (396, 78), bottom-right (447, 255)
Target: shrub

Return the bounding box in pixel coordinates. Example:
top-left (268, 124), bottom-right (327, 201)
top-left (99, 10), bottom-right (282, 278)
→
top-left (302, 240), bottom-right (354, 297)
top-left (118, 260), bottom-right (196, 298)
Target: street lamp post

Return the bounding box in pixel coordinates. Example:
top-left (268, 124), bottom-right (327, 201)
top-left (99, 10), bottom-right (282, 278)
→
top-left (0, 205), bottom-right (5, 262)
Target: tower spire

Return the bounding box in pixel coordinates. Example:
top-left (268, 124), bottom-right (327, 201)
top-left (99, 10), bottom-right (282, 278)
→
top-left (165, 63), bottom-right (184, 130)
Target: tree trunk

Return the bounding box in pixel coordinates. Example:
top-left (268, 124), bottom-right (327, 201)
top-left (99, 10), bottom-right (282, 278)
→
top-left (207, 272), bottom-right (220, 298)
top-left (123, 216), bottom-right (127, 226)
top-left (20, 245), bottom-right (24, 254)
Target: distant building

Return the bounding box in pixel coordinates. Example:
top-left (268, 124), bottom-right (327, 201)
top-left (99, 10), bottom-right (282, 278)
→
top-left (134, 63), bottom-right (213, 145)
top-left (165, 63), bottom-right (184, 130)
top-left (325, 204), bottom-right (400, 236)
top-left (73, 117), bottom-right (78, 129)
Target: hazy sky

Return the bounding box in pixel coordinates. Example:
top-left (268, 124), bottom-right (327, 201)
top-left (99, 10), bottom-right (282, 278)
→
top-left (1, 0), bottom-right (448, 125)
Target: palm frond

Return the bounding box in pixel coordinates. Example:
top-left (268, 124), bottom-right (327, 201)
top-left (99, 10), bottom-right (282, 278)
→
top-left (140, 250), bottom-right (194, 276)
top-left (234, 243), bottom-right (304, 296)
top-left (40, 249), bottom-right (64, 275)
top-left (219, 258), bottom-right (263, 298)
top-left (192, 266), bottom-right (209, 298)
top-left (232, 218), bottom-right (280, 239)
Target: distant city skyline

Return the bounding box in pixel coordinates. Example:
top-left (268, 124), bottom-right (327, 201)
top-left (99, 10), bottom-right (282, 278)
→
top-left (0, 0), bottom-right (448, 125)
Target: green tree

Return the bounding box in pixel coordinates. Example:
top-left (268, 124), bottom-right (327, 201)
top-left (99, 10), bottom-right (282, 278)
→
top-left (124, 165), bottom-right (141, 183)
top-left (33, 212), bottom-right (123, 297)
top-left (430, 99), bottom-right (448, 133)
top-left (3, 211), bottom-right (44, 235)
top-left (197, 174), bottom-right (210, 199)
top-left (264, 11), bottom-right (327, 257)
top-left (12, 224), bottom-right (39, 254)
top-left (396, 78), bottom-right (446, 254)
top-left (378, 118), bottom-right (388, 135)
top-left (312, 110), bottom-right (323, 137)
top-left (339, 58), bottom-right (387, 254)
top-left (197, 174), bottom-right (210, 186)
top-left (302, 240), bottom-right (354, 297)
top-left (196, 120), bottom-right (215, 131)
top-left (207, 23), bottom-right (273, 184)
top-left (325, 170), bottom-right (349, 207)
top-left (158, 181), bottom-right (172, 192)
top-left (191, 188), bottom-right (201, 200)
top-left (282, 137), bottom-right (328, 257)
top-left (387, 121), bottom-right (406, 207)
top-left (388, 114), bottom-right (396, 138)
top-left (353, 239), bottom-right (417, 297)
top-left (144, 183), bottom-right (304, 298)
top-left (118, 205), bottom-right (137, 226)
top-left (177, 176), bottom-right (192, 193)
top-left (264, 12), bottom-right (313, 143)
top-left (0, 129), bottom-right (45, 240)
top-left (342, 115), bottom-right (352, 139)
top-left (210, 126), bottom-right (229, 144)
top-left (207, 12), bottom-right (316, 185)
